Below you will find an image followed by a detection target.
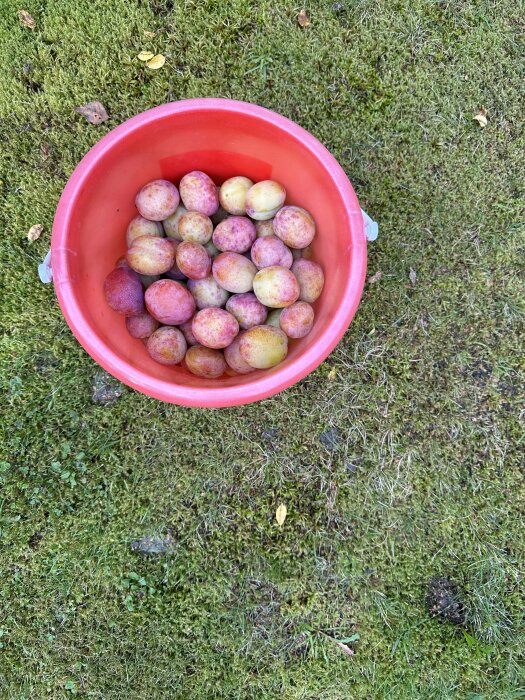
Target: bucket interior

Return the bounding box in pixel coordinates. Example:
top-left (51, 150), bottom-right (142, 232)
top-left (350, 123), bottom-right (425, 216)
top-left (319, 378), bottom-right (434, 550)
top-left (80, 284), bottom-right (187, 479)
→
top-left (61, 107), bottom-right (356, 390)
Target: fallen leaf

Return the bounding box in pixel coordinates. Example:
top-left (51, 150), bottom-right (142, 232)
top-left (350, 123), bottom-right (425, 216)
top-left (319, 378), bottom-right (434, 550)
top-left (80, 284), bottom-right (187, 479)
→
top-left (27, 223), bottom-right (43, 241)
top-left (327, 366), bottom-right (337, 380)
top-left (473, 107), bottom-right (487, 127)
top-left (137, 50), bottom-right (155, 61)
top-left (409, 267), bottom-right (417, 285)
top-left (146, 54), bottom-right (165, 70)
top-left (74, 101), bottom-right (109, 125)
top-left (336, 641), bottom-right (355, 656)
top-left (18, 9), bottom-right (36, 28)
top-left (368, 270), bottom-right (382, 284)
top-left (275, 504), bottom-right (287, 526)
top-left (297, 9), bottom-right (311, 27)
top-left (144, 30), bottom-right (156, 38)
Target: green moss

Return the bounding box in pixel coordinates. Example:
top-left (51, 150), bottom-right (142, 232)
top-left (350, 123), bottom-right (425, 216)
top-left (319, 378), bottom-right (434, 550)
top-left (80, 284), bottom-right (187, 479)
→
top-left (0, 0), bottom-right (524, 697)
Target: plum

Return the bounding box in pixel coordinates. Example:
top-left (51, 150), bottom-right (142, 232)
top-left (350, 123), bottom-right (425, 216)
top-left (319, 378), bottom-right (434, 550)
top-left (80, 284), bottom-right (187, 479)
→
top-left (212, 252), bottom-right (257, 294)
top-left (164, 240), bottom-right (187, 281)
top-left (204, 239), bottom-right (220, 258)
top-left (219, 176), bottom-right (254, 215)
top-left (239, 325), bottom-right (288, 369)
top-left (140, 274), bottom-right (161, 288)
top-left (253, 266), bottom-right (300, 308)
top-left (273, 205), bottom-right (316, 249)
top-left (175, 241), bottom-right (211, 280)
top-left (162, 205), bottom-right (187, 240)
top-left (103, 267), bottom-right (145, 316)
top-left (178, 211), bottom-right (213, 244)
top-left (223, 332), bottom-right (255, 374)
top-left (179, 171), bottom-right (219, 216)
top-left (279, 301), bottom-right (314, 338)
top-left (226, 293), bottom-right (267, 330)
top-left (291, 259), bottom-right (325, 303)
top-left (135, 179), bottom-right (180, 221)
top-left (188, 276), bottom-right (230, 309)
top-left (126, 215), bottom-right (164, 246)
top-left (125, 312), bottom-right (159, 339)
top-left (291, 244), bottom-right (314, 261)
top-left (192, 308), bottom-right (239, 349)
top-left (302, 245), bottom-right (314, 260)
top-left (179, 319), bottom-right (198, 346)
top-left (115, 255), bottom-right (130, 268)
top-left (146, 326), bottom-right (187, 365)
top-left (250, 236), bottom-right (293, 269)
top-left (255, 219), bottom-right (275, 238)
top-left (211, 205), bottom-right (230, 226)
top-left (212, 216), bottom-right (256, 253)
top-left (185, 345), bottom-right (227, 378)
top-left (245, 180), bottom-right (286, 220)
top-left (126, 235), bottom-right (175, 275)
top-left (145, 279), bottom-right (196, 325)
top-left (265, 309), bottom-right (283, 327)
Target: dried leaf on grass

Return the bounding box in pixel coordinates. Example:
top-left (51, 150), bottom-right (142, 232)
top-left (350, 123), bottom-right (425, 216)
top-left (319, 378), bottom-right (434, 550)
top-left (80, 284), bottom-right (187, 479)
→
top-left (137, 50), bottom-right (155, 61)
top-left (75, 101), bottom-right (109, 125)
top-left (275, 504), bottom-right (287, 526)
top-left (327, 366), bottom-right (337, 380)
top-left (144, 31), bottom-right (156, 39)
top-left (368, 270), bottom-right (382, 284)
top-left (27, 223), bottom-right (43, 241)
top-left (297, 10), bottom-right (311, 27)
top-left (335, 641), bottom-right (355, 656)
top-left (473, 107), bottom-right (488, 127)
top-left (146, 54), bottom-right (165, 69)
top-left (18, 10), bottom-right (36, 28)
top-left (409, 267), bottom-right (417, 285)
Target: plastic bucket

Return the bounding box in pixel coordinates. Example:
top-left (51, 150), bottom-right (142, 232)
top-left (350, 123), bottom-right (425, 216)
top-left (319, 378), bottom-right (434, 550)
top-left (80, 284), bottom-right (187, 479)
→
top-left (51, 98), bottom-right (367, 407)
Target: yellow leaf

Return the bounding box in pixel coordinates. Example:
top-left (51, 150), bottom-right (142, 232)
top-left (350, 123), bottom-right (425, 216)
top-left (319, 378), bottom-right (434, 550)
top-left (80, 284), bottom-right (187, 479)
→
top-left (328, 367), bottom-right (337, 380)
top-left (144, 30), bottom-right (156, 38)
top-left (473, 107), bottom-right (487, 127)
top-left (27, 223), bottom-right (43, 241)
top-left (146, 54), bottom-right (166, 70)
top-left (275, 504), bottom-right (287, 526)
top-left (297, 10), bottom-right (311, 27)
top-left (18, 9), bottom-right (36, 28)
top-left (137, 50), bottom-right (154, 62)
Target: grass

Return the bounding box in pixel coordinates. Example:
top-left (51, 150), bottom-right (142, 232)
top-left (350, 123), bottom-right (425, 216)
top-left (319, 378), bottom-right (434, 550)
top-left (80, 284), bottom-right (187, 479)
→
top-left (0, 0), bottom-right (524, 697)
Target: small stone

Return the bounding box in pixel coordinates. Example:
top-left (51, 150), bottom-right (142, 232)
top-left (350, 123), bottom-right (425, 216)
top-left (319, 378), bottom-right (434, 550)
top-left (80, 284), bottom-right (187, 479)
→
top-left (426, 576), bottom-right (466, 625)
top-left (346, 462), bottom-right (357, 474)
top-left (91, 370), bottom-right (123, 405)
top-left (319, 427), bottom-right (341, 451)
top-left (262, 426), bottom-right (279, 442)
top-left (130, 534), bottom-right (176, 556)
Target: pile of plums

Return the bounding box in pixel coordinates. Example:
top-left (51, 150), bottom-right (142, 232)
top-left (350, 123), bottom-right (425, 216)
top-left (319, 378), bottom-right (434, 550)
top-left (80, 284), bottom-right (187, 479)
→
top-left (103, 172), bottom-right (324, 378)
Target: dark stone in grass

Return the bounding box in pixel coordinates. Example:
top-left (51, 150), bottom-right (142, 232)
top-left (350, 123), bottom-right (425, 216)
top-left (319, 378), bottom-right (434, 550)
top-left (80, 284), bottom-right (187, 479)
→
top-left (131, 534), bottom-right (175, 556)
top-left (346, 462), bottom-right (358, 474)
top-left (470, 359), bottom-right (492, 385)
top-left (261, 426), bottom-right (279, 449)
top-left (33, 351), bottom-right (60, 375)
top-left (426, 576), bottom-right (466, 625)
top-left (319, 427), bottom-right (341, 451)
top-left (28, 531), bottom-right (43, 549)
top-left (91, 370), bottom-right (123, 405)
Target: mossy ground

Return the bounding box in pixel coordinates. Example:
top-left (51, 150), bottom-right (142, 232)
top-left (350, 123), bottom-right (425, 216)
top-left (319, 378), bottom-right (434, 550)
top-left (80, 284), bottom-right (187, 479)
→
top-left (0, 0), bottom-right (524, 697)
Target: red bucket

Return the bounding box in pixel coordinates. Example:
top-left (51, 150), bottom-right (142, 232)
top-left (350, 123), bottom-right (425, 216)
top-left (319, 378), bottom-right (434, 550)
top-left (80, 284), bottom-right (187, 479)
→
top-left (52, 99), bottom-right (367, 407)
